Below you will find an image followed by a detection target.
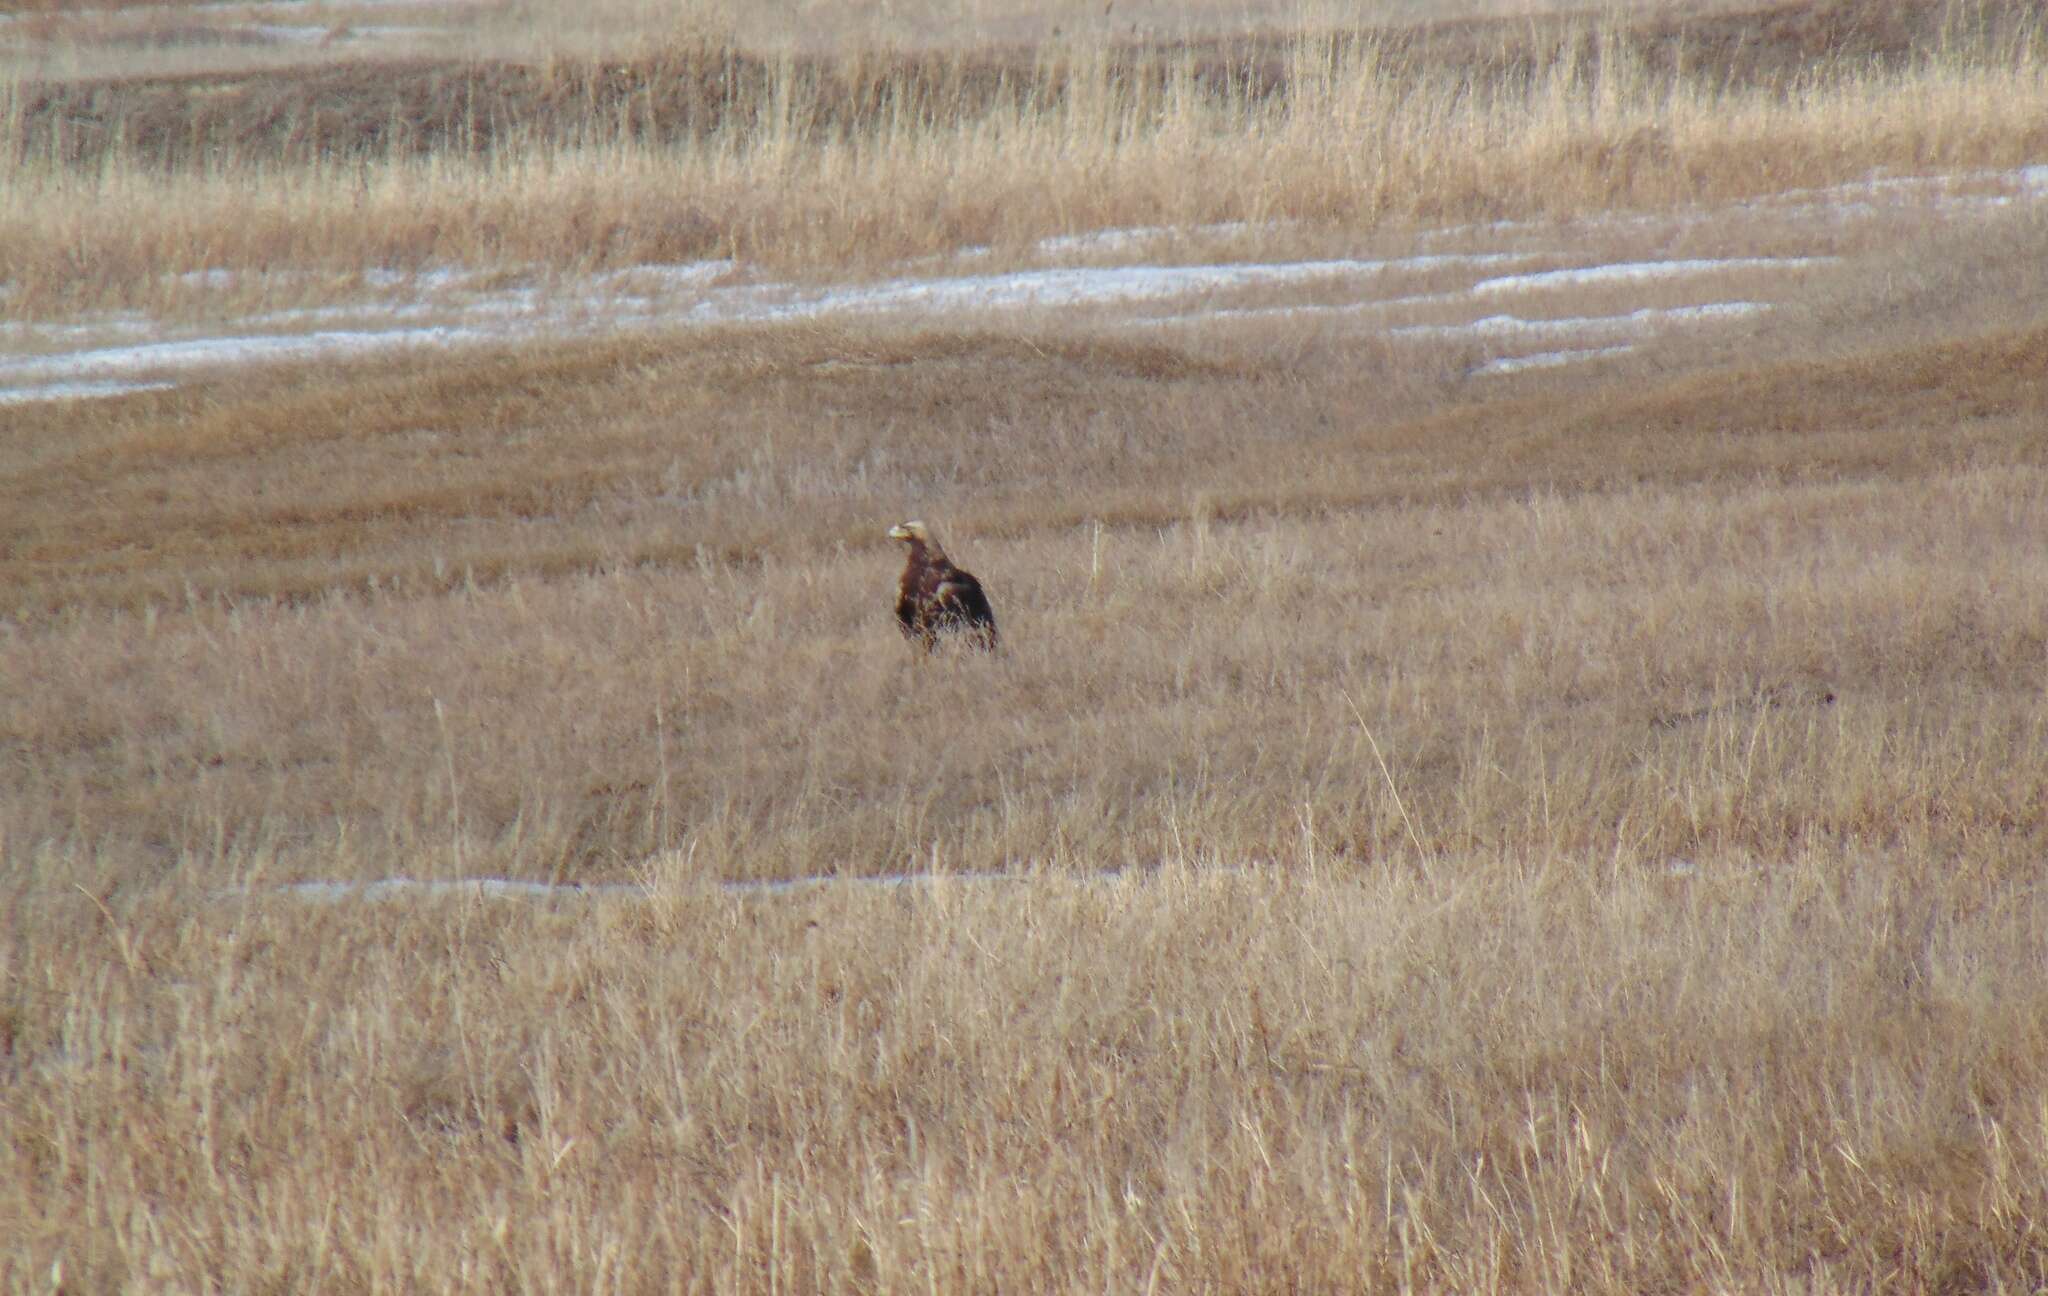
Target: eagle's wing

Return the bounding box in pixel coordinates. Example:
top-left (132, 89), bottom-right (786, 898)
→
top-left (935, 572), bottom-right (994, 625)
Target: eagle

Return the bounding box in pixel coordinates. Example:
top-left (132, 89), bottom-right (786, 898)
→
top-left (888, 521), bottom-right (999, 653)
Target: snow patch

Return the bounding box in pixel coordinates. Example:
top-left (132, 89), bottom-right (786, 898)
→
top-left (1473, 346), bottom-right (1635, 375)
top-left (1391, 302), bottom-right (1767, 343)
top-left (9, 160), bottom-right (2044, 392)
top-left (721, 256), bottom-right (1522, 321)
top-left (1471, 258), bottom-right (1832, 295)
top-left (0, 328), bottom-right (480, 384)
top-left (0, 316), bottom-right (160, 344)
top-left (0, 379), bottom-right (176, 406)
top-left (246, 23), bottom-right (431, 43)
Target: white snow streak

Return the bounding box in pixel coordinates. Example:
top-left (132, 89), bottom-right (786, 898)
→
top-left (5, 164), bottom-right (2045, 400)
top-left (1389, 301), bottom-right (1768, 342)
top-left (1473, 346), bottom-right (1636, 376)
top-left (0, 379), bottom-right (176, 406)
top-left (1470, 258), bottom-right (1830, 295)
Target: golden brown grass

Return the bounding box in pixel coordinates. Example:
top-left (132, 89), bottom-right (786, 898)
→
top-left (7, 272), bottom-right (2048, 872)
top-left (4, 0), bottom-right (2045, 321)
top-left (6, 199), bottom-right (2048, 1287)
top-left (0, 0), bottom-right (1801, 73)
top-left (9, 853), bottom-right (2048, 1291)
top-left (8, 0), bottom-right (2048, 1288)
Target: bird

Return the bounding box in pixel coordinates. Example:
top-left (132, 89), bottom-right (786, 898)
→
top-left (888, 521), bottom-right (999, 653)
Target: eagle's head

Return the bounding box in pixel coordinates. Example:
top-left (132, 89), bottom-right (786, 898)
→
top-left (889, 520), bottom-right (948, 564)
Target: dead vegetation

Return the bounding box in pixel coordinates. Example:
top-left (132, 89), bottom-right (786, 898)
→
top-left (6, 283), bottom-right (2048, 876)
top-left (6, 211), bottom-right (2048, 1289)
top-left (16, 0), bottom-right (2046, 172)
top-left (8, 853), bottom-right (2048, 1292)
top-left (4, 0), bottom-right (2046, 319)
top-left (6, 0), bottom-right (2048, 1290)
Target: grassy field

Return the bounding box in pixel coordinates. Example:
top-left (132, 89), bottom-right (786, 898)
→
top-left (7, 0), bottom-right (2048, 1289)
top-left (5, 0), bottom-right (2045, 320)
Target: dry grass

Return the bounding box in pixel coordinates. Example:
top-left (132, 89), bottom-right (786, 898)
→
top-left (7, 274), bottom-right (2048, 874)
top-left (4, 0), bottom-right (2045, 320)
top-left (0, 0), bottom-right (1798, 71)
top-left (5, 206), bottom-right (2048, 1287)
top-left (8, 853), bottom-right (2048, 1291)
top-left (8, 0), bottom-right (2048, 1289)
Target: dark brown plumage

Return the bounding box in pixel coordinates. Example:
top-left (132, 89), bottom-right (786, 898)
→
top-left (888, 521), bottom-right (998, 653)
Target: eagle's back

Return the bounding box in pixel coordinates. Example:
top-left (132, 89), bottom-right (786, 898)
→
top-left (899, 554), bottom-right (998, 649)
